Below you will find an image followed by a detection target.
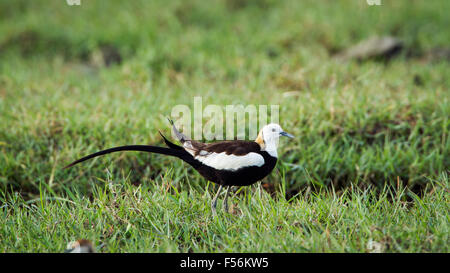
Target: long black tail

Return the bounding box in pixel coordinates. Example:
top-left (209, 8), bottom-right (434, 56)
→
top-left (64, 145), bottom-right (192, 169)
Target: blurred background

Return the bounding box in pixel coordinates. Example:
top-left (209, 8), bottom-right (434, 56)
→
top-left (0, 0), bottom-right (448, 199)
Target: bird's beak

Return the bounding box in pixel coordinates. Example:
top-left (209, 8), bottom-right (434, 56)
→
top-left (280, 131), bottom-right (294, 138)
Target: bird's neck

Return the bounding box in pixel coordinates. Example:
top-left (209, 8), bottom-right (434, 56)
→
top-left (263, 140), bottom-right (278, 158)
top-left (255, 130), bottom-right (278, 158)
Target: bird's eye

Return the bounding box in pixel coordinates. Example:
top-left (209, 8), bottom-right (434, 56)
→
top-left (272, 128), bottom-right (276, 132)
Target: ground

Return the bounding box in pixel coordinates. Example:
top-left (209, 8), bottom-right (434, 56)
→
top-left (0, 0), bottom-right (448, 252)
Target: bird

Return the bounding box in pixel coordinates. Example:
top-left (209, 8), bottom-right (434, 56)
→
top-left (64, 120), bottom-right (294, 214)
top-left (65, 239), bottom-right (96, 253)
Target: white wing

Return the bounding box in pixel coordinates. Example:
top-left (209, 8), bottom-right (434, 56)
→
top-left (195, 152), bottom-right (264, 171)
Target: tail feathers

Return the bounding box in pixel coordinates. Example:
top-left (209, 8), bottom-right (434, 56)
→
top-left (63, 145), bottom-right (196, 169)
top-left (159, 130), bottom-right (183, 150)
top-left (167, 118), bottom-right (190, 143)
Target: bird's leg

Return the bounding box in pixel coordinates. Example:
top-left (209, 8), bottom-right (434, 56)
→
top-left (211, 184), bottom-right (223, 215)
top-left (223, 186), bottom-right (231, 213)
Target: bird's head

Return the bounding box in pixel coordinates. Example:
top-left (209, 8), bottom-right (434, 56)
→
top-left (255, 123), bottom-right (293, 157)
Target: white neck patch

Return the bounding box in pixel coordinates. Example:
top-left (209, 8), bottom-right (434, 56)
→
top-left (263, 141), bottom-right (278, 158)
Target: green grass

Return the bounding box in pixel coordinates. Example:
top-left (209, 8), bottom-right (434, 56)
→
top-left (0, 0), bottom-right (449, 252)
top-left (1, 174), bottom-right (448, 252)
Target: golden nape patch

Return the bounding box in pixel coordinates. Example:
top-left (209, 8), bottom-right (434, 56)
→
top-left (255, 130), bottom-right (265, 149)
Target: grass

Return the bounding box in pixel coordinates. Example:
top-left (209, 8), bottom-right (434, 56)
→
top-left (1, 174), bottom-right (448, 252)
top-left (0, 0), bottom-right (449, 252)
